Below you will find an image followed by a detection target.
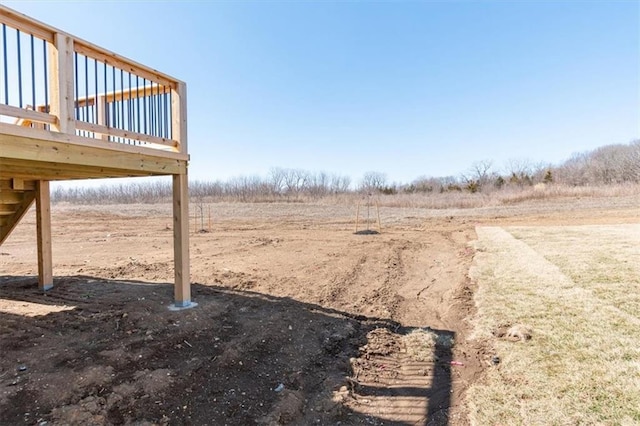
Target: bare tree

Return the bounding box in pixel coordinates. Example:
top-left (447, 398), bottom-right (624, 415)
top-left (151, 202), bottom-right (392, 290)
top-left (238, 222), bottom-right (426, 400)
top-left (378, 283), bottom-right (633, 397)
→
top-left (406, 176), bottom-right (442, 193)
top-left (504, 158), bottom-right (535, 186)
top-left (461, 160), bottom-right (495, 192)
top-left (330, 174), bottom-right (351, 193)
top-left (307, 171), bottom-right (330, 198)
top-left (269, 167), bottom-right (287, 195)
top-left (283, 169), bottom-right (309, 197)
top-left (359, 171), bottom-right (387, 193)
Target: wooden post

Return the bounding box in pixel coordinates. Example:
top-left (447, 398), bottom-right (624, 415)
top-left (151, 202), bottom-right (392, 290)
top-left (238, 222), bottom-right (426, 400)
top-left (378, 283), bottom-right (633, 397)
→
top-left (36, 180), bottom-right (53, 291)
top-left (96, 95), bottom-right (109, 140)
top-left (172, 173), bottom-right (191, 308)
top-left (49, 32), bottom-right (75, 134)
top-left (171, 81), bottom-right (188, 154)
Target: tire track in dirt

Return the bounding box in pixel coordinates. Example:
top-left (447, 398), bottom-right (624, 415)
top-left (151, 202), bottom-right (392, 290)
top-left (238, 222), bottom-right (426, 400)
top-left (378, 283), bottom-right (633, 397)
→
top-left (338, 225), bottom-right (483, 425)
top-left (321, 254), bottom-right (368, 306)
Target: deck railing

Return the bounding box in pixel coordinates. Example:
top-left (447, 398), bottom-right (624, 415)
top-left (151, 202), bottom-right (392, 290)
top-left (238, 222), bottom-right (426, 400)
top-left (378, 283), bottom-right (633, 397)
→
top-left (0, 5), bottom-right (187, 154)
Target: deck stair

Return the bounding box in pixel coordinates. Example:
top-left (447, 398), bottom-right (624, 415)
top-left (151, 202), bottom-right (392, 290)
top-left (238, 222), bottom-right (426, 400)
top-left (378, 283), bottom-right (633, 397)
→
top-left (0, 180), bottom-right (36, 246)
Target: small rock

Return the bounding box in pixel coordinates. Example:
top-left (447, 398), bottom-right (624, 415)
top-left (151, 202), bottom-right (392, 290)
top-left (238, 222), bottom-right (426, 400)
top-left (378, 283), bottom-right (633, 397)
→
top-left (491, 356), bottom-right (500, 365)
top-left (274, 383), bottom-right (285, 392)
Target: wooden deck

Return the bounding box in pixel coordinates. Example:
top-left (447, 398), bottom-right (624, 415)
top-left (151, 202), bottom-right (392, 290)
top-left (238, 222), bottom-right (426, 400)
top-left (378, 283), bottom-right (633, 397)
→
top-left (0, 5), bottom-right (193, 308)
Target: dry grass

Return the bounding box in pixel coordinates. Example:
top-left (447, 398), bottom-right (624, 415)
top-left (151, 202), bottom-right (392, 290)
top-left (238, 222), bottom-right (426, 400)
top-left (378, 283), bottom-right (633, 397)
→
top-left (402, 328), bottom-right (454, 362)
top-left (53, 181), bottom-right (640, 210)
top-left (468, 224), bottom-right (640, 425)
top-left (371, 184), bottom-right (640, 209)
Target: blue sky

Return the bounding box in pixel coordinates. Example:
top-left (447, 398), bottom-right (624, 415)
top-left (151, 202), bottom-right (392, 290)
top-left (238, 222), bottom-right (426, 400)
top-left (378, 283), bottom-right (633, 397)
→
top-left (5, 0), bottom-right (640, 185)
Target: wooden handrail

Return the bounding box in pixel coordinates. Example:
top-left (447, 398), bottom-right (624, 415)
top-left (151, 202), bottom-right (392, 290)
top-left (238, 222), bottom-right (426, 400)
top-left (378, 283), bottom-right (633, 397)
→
top-left (0, 5), bottom-right (54, 42)
top-left (75, 84), bottom-right (172, 107)
top-left (0, 104), bottom-right (57, 124)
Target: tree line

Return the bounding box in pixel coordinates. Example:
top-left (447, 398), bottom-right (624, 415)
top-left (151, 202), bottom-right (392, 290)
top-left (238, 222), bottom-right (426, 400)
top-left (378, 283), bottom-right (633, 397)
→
top-left (51, 140), bottom-right (640, 204)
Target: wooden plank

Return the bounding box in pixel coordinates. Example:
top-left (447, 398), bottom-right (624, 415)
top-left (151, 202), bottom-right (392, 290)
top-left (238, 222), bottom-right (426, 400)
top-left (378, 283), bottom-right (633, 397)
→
top-left (171, 81), bottom-right (188, 155)
top-left (0, 137), bottom-right (186, 176)
top-left (73, 85), bottom-right (171, 109)
top-left (0, 122), bottom-right (188, 161)
top-left (0, 204), bottom-right (20, 214)
top-left (12, 178), bottom-right (24, 190)
top-left (75, 121), bottom-right (178, 149)
top-left (1, 170), bottom-right (137, 181)
top-left (0, 191), bottom-right (24, 204)
top-left (0, 104), bottom-right (57, 124)
top-left (92, 84), bottom-right (170, 105)
top-left (0, 159), bottom-right (158, 180)
top-left (173, 173), bottom-right (191, 307)
top-left (36, 181), bottom-right (53, 290)
top-left (0, 6), bottom-right (54, 42)
top-left (0, 190), bottom-right (35, 246)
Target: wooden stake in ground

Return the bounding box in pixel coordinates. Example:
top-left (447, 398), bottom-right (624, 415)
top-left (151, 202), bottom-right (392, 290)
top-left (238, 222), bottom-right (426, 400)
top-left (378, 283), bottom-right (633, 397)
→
top-left (355, 201), bottom-right (361, 233)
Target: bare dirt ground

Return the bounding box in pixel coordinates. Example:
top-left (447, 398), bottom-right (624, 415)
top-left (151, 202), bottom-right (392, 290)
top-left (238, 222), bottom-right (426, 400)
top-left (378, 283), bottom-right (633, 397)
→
top-left (1, 196), bottom-right (638, 425)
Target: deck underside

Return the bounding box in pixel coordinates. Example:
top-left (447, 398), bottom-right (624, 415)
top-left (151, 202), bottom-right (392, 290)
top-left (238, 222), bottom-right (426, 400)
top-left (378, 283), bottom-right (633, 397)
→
top-left (0, 130), bottom-right (190, 297)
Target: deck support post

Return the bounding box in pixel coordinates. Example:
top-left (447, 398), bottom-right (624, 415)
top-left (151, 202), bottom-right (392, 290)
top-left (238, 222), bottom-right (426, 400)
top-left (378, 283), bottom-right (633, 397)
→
top-left (36, 180), bottom-right (53, 291)
top-left (170, 173), bottom-right (194, 309)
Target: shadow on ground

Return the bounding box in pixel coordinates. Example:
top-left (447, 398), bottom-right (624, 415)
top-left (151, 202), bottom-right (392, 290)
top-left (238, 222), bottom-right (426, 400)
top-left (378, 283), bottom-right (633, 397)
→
top-left (0, 276), bottom-right (453, 425)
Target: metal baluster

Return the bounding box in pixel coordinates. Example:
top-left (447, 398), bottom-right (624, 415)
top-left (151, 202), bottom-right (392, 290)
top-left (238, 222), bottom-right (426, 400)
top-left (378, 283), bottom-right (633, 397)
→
top-left (103, 61), bottom-right (108, 139)
top-left (94, 57), bottom-right (98, 125)
top-left (128, 71), bottom-right (132, 132)
top-left (136, 75), bottom-right (140, 134)
top-left (2, 24), bottom-right (8, 104)
top-left (158, 85), bottom-right (163, 138)
top-left (85, 55), bottom-right (89, 124)
top-left (17, 30), bottom-right (23, 108)
top-left (143, 78), bottom-right (147, 135)
top-left (112, 64), bottom-right (117, 133)
top-left (43, 39), bottom-right (48, 113)
top-left (120, 68), bottom-right (125, 141)
top-left (30, 34), bottom-right (35, 111)
top-left (163, 87), bottom-right (168, 138)
top-left (150, 83), bottom-right (155, 138)
top-left (74, 51), bottom-right (78, 120)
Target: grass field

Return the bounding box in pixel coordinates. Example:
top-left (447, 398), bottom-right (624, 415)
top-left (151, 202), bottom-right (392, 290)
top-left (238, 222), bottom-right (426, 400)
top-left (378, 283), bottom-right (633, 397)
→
top-left (468, 224), bottom-right (640, 425)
